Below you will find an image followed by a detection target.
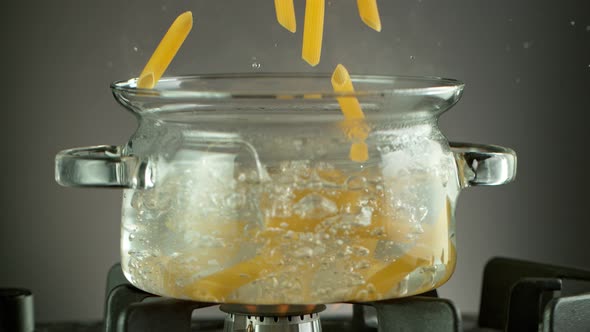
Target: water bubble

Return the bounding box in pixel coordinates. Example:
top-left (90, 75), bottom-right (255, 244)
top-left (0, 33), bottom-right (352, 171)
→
top-left (293, 194), bottom-right (338, 219)
top-left (522, 41), bottom-right (532, 49)
top-left (570, 20), bottom-right (576, 26)
top-left (352, 245), bottom-right (370, 257)
top-left (355, 206), bottom-right (373, 226)
top-left (293, 246), bottom-right (314, 258)
top-left (315, 145), bottom-right (328, 157)
top-left (354, 260), bottom-right (371, 270)
top-left (586, 26), bottom-right (590, 31)
top-left (293, 139), bottom-right (303, 151)
top-left (274, 43), bottom-right (278, 47)
top-left (131, 192), bottom-right (143, 209)
top-left (106, 61), bottom-right (113, 68)
top-left (161, 5), bottom-right (167, 11)
top-left (133, 46), bottom-right (139, 52)
top-left (346, 176), bottom-right (367, 190)
top-left (515, 77), bottom-right (521, 84)
top-left (409, 55), bottom-right (415, 60)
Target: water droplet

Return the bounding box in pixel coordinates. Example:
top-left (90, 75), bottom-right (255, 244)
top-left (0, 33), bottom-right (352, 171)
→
top-left (409, 55), bottom-right (415, 60)
top-left (570, 20), bottom-right (576, 26)
top-left (106, 61), bottom-right (113, 68)
top-left (522, 41), bottom-right (532, 49)
top-left (161, 5), bottom-right (167, 11)
top-left (436, 41), bottom-right (442, 47)
top-left (251, 62), bottom-right (261, 69)
top-left (273, 43), bottom-right (278, 47)
top-left (515, 77), bottom-right (521, 84)
top-left (505, 44), bottom-right (511, 52)
top-left (586, 25), bottom-right (590, 31)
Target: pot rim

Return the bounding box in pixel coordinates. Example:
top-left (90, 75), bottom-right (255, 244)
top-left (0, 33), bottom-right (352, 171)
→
top-left (111, 73), bottom-right (464, 100)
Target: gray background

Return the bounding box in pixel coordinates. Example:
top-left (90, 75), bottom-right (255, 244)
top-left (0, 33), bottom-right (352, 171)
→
top-left (1, 0), bottom-right (589, 322)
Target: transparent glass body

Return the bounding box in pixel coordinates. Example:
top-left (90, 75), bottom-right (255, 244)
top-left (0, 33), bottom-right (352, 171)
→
top-left (55, 74), bottom-right (516, 304)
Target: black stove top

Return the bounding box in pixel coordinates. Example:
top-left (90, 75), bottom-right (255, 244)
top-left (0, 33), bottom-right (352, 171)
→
top-left (2, 257), bottom-right (590, 332)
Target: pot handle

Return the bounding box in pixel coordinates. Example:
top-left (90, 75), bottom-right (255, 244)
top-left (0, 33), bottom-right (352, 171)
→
top-left (55, 145), bottom-right (148, 188)
top-left (450, 142), bottom-right (517, 188)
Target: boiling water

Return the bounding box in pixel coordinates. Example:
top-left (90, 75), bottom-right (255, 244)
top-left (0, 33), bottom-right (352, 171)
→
top-left (121, 137), bottom-right (459, 304)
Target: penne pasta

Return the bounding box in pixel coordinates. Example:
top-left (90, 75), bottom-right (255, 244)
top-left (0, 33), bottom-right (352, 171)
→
top-left (275, 0), bottom-right (297, 33)
top-left (302, 0), bottom-right (325, 66)
top-left (331, 64), bottom-right (365, 120)
top-left (331, 64), bottom-right (369, 162)
top-left (138, 11), bottom-right (193, 89)
top-left (357, 0), bottom-right (382, 32)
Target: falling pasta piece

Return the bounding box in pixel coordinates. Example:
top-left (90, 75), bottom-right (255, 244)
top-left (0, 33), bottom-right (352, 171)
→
top-left (350, 142), bottom-right (369, 162)
top-left (331, 64), bottom-right (369, 162)
top-left (275, 0), bottom-right (297, 33)
top-left (137, 72), bottom-right (155, 90)
top-left (357, 0), bottom-right (382, 32)
top-left (302, 0), bottom-right (325, 66)
top-left (331, 65), bottom-right (364, 119)
top-left (137, 11), bottom-right (193, 89)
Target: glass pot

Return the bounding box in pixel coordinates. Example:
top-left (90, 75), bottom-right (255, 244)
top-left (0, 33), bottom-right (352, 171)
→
top-left (55, 74), bottom-right (516, 304)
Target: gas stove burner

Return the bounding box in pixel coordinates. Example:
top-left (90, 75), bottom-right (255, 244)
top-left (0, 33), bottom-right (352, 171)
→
top-left (219, 304), bottom-right (326, 317)
top-left (222, 310), bottom-right (323, 332)
top-left (219, 304), bottom-right (325, 332)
